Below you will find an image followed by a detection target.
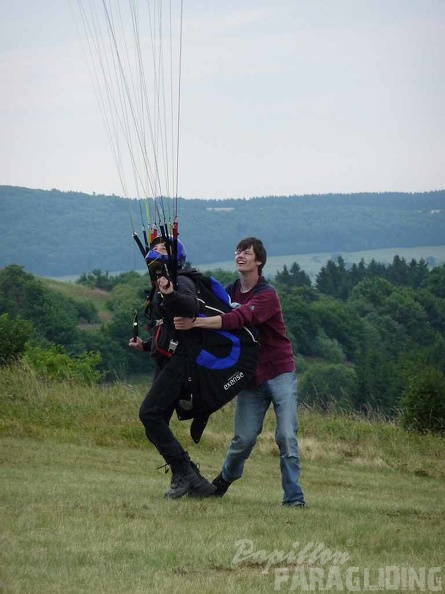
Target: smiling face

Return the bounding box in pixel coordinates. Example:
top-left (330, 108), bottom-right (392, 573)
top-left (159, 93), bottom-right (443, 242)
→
top-left (234, 237), bottom-right (267, 276)
top-left (235, 245), bottom-right (262, 274)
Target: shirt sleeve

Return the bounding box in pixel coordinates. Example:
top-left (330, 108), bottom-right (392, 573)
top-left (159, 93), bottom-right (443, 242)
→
top-left (220, 287), bottom-right (280, 330)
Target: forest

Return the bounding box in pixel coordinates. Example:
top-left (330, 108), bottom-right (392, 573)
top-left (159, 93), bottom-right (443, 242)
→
top-left (1, 185), bottom-right (444, 276)
top-left (1, 255), bottom-right (444, 435)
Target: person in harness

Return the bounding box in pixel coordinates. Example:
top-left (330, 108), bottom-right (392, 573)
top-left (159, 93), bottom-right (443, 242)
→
top-left (174, 237), bottom-right (306, 508)
top-left (129, 236), bottom-right (216, 499)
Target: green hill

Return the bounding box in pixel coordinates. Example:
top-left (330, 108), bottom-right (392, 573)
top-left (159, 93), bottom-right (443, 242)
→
top-left (1, 185), bottom-right (444, 277)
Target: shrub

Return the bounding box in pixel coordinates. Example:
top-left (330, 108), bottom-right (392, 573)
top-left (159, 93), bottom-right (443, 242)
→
top-left (294, 354), bottom-right (309, 374)
top-left (315, 335), bottom-right (345, 364)
top-left (0, 313), bottom-right (33, 365)
top-left (400, 367), bottom-right (445, 434)
top-left (23, 345), bottom-right (102, 385)
top-left (299, 363), bottom-right (356, 411)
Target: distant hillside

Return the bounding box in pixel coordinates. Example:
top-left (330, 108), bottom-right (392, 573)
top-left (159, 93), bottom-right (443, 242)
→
top-left (1, 185), bottom-right (444, 276)
top-left (197, 245), bottom-right (445, 281)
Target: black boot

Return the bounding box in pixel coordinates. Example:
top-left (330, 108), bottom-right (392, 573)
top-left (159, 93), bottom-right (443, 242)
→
top-left (164, 455), bottom-right (216, 499)
top-left (188, 460), bottom-right (216, 499)
top-left (212, 471), bottom-right (232, 498)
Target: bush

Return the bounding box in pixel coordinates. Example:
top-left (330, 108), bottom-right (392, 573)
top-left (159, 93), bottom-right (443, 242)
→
top-left (23, 345), bottom-right (102, 385)
top-left (0, 313), bottom-right (33, 365)
top-left (400, 367), bottom-right (445, 434)
top-left (294, 355), bottom-right (309, 374)
top-left (315, 335), bottom-right (345, 364)
top-left (299, 363), bottom-right (357, 411)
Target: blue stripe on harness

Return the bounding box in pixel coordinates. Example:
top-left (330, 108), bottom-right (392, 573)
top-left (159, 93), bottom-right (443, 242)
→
top-left (196, 330), bottom-right (241, 370)
top-left (210, 277), bottom-right (231, 306)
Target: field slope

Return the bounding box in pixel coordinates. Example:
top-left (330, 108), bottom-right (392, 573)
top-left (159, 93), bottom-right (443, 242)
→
top-left (1, 364), bottom-right (444, 593)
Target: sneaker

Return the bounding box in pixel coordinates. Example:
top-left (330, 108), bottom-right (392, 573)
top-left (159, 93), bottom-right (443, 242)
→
top-left (212, 472), bottom-right (232, 497)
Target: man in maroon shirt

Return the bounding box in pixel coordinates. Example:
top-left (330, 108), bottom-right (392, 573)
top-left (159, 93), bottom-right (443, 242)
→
top-left (174, 237), bottom-right (305, 507)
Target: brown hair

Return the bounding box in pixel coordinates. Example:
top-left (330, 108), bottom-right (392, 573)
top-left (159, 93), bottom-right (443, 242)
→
top-left (236, 237), bottom-right (267, 275)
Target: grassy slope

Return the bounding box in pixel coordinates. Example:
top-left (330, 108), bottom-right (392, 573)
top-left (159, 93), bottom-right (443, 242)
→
top-left (41, 278), bottom-right (112, 322)
top-left (1, 365), bottom-right (444, 593)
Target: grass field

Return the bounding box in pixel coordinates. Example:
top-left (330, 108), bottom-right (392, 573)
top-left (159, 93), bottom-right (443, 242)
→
top-left (1, 364), bottom-right (444, 593)
top-left (41, 279), bottom-right (112, 321)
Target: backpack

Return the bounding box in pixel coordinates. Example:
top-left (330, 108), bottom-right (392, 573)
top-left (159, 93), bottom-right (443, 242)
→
top-left (175, 269), bottom-right (260, 441)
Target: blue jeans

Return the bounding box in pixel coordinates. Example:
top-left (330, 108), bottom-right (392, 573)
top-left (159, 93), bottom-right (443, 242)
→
top-left (222, 372), bottom-right (305, 506)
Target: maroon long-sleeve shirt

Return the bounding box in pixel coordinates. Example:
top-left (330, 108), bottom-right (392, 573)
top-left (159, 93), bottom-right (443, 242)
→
top-left (220, 277), bottom-right (295, 386)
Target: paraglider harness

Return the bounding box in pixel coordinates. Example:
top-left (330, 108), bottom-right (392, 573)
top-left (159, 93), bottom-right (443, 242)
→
top-left (137, 237), bottom-right (259, 440)
top-left (176, 270), bottom-right (260, 441)
top-left (133, 231), bottom-right (260, 442)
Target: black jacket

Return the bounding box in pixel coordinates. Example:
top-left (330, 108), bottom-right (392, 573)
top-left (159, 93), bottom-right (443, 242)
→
top-left (145, 273), bottom-right (200, 362)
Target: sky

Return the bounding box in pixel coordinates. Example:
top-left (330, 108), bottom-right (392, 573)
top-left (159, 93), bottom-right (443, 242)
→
top-left (1, 0), bottom-right (444, 200)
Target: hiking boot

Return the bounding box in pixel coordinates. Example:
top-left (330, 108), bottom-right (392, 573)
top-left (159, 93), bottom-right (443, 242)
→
top-left (212, 471), bottom-right (232, 497)
top-left (190, 460), bottom-right (205, 480)
top-left (188, 461), bottom-right (217, 498)
top-left (164, 459), bottom-right (216, 499)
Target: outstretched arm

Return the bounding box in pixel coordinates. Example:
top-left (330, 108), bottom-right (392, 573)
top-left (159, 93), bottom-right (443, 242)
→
top-left (174, 315), bottom-right (222, 331)
top-left (174, 289), bottom-right (279, 331)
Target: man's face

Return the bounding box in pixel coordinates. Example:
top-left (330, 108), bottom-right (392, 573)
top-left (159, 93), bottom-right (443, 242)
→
top-left (234, 245), bottom-right (261, 273)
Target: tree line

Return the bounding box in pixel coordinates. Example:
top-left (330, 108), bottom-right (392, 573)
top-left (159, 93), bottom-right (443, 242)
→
top-left (1, 185), bottom-right (444, 276)
top-left (276, 256), bottom-right (445, 430)
top-left (1, 256), bottom-right (444, 434)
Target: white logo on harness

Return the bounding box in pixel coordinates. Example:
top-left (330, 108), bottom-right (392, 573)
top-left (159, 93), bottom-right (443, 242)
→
top-left (224, 371), bottom-right (245, 390)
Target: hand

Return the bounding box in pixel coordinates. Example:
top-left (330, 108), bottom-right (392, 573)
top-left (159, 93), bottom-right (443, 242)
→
top-left (128, 336), bottom-right (144, 350)
top-left (157, 276), bottom-right (173, 295)
top-left (174, 316), bottom-right (194, 331)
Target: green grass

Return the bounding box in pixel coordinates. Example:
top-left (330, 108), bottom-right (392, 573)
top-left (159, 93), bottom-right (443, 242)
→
top-left (40, 278), bottom-right (112, 321)
top-left (1, 364), bottom-right (444, 593)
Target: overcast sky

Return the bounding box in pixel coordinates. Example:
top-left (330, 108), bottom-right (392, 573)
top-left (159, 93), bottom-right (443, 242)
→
top-left (1, 0), bottom-right (444, 200)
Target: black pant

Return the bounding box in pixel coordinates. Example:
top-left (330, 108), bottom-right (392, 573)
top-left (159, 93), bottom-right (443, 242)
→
top-left (139, 350), bottom-right (190, 465)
